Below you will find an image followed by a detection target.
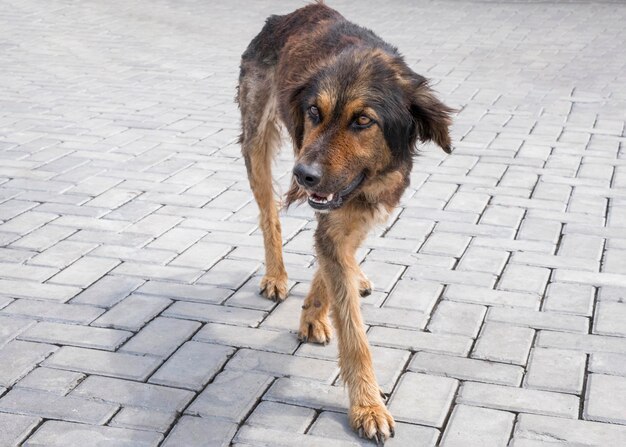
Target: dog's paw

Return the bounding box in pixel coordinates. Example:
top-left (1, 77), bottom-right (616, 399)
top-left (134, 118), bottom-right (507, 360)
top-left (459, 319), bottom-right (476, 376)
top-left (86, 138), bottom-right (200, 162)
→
top-left (259, 274), bottom-right (288, 301)
top-left (359, 275), bottom-right (373, 297)
top-left (298, 314), bottom-right (332, 344)
top-left (350, 403), bottom-right (395, 446)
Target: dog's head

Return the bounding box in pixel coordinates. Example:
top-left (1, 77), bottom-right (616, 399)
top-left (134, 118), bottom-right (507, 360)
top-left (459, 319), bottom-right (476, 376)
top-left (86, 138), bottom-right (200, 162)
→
top-left (285, 49), bottom-right (454, 211)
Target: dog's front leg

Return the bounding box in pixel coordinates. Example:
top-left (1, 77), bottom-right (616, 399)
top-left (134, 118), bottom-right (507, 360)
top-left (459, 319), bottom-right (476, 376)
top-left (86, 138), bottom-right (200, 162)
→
top-left (315, 213), bottom-right (394, 444)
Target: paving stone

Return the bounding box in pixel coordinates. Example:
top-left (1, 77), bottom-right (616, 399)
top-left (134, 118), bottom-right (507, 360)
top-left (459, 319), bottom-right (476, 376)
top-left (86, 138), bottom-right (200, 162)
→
top-left (447, 286), bottom-right (537, 312)
top-left (170, 241), bottom-right (233, 270)
top-left (137, 280), bottom-right (232, 304)
top-left (457, 246), bottom-right (509, 275)
top-left (162, 415), bottom-right (237, 447)
top-left (163, 301), bottom-right (265, 326)
top-left (27, 241), bottom-right (97, 269)
top-left (19, 321), bottom-right (131, 350)
top-left (472, 322), bottom-right (534, 365)
top-left (420, 232), bottom-right (471, 257)
top-left (149, 341), bottom-right (234, 390)
top-left (428, 300), bottom-right (486, 337)
top-left (309, 411), bottom-right (439, 446)
top-left (486, 307), bottom-right (589, 333)
top-left (358, 260), bottom-right (405, 292)
top-left (110, 407), bottom-right (176, 433)
top-left (362, 304), bottom-right (426, 330)
top-left (194, 323), bottom-right (298, 354)
top-left (369, 326), bottom-right (472, 356)
top-left (514, 413), bottom-right (626, 446)
top-left (0, 299), bottom-right (103, 324)
top-left (459, 382), bottom-right (578, 418)
top-left (265, 377), bottom-right (348, 413)
top-left (409, 351), bottom-right (523, 386)
top-left (543, 282), bottom-right (594, 316)
top-left (70, 275), bottom-right (144, 307)
top-left (524, 347), bottom-right (586, 394)
top-left (120, 316), bottom-right (201, 357)
top-left (92, 293), bottom-right (172, 331)
top-left (112, 262), bottom-right (203, 282)
top-left (440, 405), bottom-right (515, 447)
top-left (246, 401), bottom-right (316, 433)
top-left (517, 218), bottom-right (562, 243)
top-left (558, 234), bottom-right (604, 261)
top-left (584, 373), bottom-right (626, 424)
top-left (226, 348), bottom-right (338, 383)
top-left (589, 352), bottom-right (626, 376)
top-left (0, 340), bottom-right (57, 387)
top-left (498, 264), bottom-right (551, 295)
top-left (536, 330), bottom-right (626, 354)
top-left (73, 375), bottom-right (194, 412)
top-left (24, 420), bottom-right (162, 447)
top-left (593, 301), bottom-right (626, 337)
top-left (186, 370), bottom-right (273, 422)
top-left (387, 372), bottom-right (458, 427)
top-left (48, 256), bottom-right (120, 287)
top-left (0, 315), bottom-right (34, 347)
top-left (234, 426), bottom-right (356, 447)
top-left (196, 259), bottom-right (260, 289)
top-left (0, 388), bottom-right (118, 424)
top-left (0, 412), bottom-right (40, 447)
top-left (0, 279), bottom-right (81, 302)
top-left (44, 346), bottom-right (161, 380)
top-left (383, 279), bottom-right (443, 313)
top-left (15, 367), bottom-right (84, 395)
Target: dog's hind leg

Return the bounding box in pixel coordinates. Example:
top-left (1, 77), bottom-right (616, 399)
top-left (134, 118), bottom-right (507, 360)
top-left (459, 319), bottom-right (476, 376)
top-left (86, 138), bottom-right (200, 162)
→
top-left (239, 69), bottom-right (288, 301)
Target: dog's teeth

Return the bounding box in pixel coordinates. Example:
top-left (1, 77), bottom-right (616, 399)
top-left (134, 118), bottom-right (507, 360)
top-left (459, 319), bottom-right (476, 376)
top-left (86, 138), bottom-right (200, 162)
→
top-left (327, 193), bottom-right (334, 201)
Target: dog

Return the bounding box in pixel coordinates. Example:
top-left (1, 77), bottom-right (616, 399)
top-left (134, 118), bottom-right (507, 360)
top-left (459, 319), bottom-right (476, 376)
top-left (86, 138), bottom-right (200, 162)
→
top-left (237, 2), bottom-right (453, 444)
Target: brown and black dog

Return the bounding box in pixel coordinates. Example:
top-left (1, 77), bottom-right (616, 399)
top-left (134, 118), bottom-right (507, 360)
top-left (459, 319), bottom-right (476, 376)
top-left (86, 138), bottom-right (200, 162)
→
top-left (237, 2), bottom-right (453, 444)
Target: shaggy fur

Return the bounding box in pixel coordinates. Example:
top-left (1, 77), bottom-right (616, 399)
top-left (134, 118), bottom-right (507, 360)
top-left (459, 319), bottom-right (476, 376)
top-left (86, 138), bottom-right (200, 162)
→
top-left (237, 2), bottom-right (453, 444)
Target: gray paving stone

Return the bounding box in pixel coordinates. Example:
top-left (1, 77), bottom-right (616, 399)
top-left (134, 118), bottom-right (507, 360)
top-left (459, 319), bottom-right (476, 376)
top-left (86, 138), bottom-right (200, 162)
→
top-left (0, 412), bottom-right (40, 447)
top-left (15, 367), bottom-right (84, 396)
top-left (498, 264), bottom-right (551, 295)
top-left (0, 315), bottom-right (34, 347)
top-left (0, 340), bottom-right (57, 387)
top-left (73, 375), bottom-right (194, 412)
top-left (536, 330), bottom-right (626, 354)
top-left (404, 264), bottom-right (497, 288)
top-left (486, 307), bottom-right (589, 333)
top-left (137, 280), bottom-right (232, 304)
top-left (594, 301), bottom-right (626, 337)
top-left (162, 416), bottom-right (237, 447)
top-left (19, 321), bottom-right (131, 350)
top-left (388, 372), bottom-right (458, 427)
top-left (186, 370), bottom-right (273, 422)
top-left (584, 373), bottom-right (626, 424)
top-left (110, 407), bottom-right (176, 433)
top-left (92, 293), bottom-right (172, 331)
top-left (309, 411), bottom-right (439, 447)
top-left (362, 304), bottom-right (426, 330)
top-left (444, 284), bottom-right (540, 308)
top-left (524, 347), bottom-right (586, 394)
top-left (358, 260), bottom-right (405, 293)
top-left (120, 316), bottom-right (201, 357)
top-left (0, 279), bottom-right (81, 302)
top-left (226, 348), bottom-right (338, 383)
top-left (246, 401), bottom-right (316, 433)
top-left (589, 352), bottom-right (626, 376)
top-left (170, 241), bottom-right (233, 270)
top-left (0, 299), bottom-right (103, 324)
top-left (428, 300), bottom-right (486, 337)
top-left (70, 275), bottom-right (144, 307)
top-left (383, 279), bottom-right (443, 313)
top-left (27, 241), bottom-right (98, 269)
top-left (543, 282), bottom-right (594, 316)
top-left (459, 382), bottom-right (578, 418)
top-left (112, 262), bottom-right (203, 282)
top-left (163, 301), bottom-right (265, 326)
top-left (0, 388), bottom-right (118, 424)
top-left (514, 413), bottom-right (626, 446)
top-left (369, 327), bottom-right (472, 356)
top-left (24, 420), bottom-right (162, 447)
top-left (149, 341), bottom-right (234, 390)
top-left (264, 377), bottom-right (349, 412)
top-left (44, 346), bottom-right (161, 380)
top-left (472, 322), bottom-right (534, 365)
top-left (196, 259), bottom-right (260, 289)
top-left (194, 323), bottom-right (298, 354)
top-left (234, 425), bottom-right (357, 447)
top-left (409, 351), bottom-right (523, 386)
top-left (441, 405), bottom-right (514, 447)
top-left (48, 256), bottom-right (120, 287)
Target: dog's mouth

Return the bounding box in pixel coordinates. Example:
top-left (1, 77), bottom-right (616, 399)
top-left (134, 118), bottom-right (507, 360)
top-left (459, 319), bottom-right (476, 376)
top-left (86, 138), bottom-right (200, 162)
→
top-left (306, 172), bottom-right (366, 211)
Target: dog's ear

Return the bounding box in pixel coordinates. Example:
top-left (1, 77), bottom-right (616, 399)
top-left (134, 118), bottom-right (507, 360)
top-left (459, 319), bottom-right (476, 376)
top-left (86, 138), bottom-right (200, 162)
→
top-left (407, 74), bottom-right (455, 154)
top-left (284, 83), bottom-right (308, 150)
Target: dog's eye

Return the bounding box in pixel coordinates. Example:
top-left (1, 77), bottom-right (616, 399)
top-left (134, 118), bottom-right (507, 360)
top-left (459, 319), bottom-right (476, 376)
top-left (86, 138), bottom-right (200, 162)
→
top-left (308, 106), bottom-right (320, 120)
top-left (353, 115), bottom-right (373, 129)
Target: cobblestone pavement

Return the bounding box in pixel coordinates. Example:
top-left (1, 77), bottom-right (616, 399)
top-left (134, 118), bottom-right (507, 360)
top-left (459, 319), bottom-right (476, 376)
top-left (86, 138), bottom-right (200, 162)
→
top-left (1, 0), bottom-right (625, 445)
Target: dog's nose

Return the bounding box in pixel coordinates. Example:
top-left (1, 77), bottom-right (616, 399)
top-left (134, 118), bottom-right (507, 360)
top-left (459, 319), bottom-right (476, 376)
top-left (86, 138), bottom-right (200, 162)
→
top-left (293, 163), bottom-right (322, 188)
